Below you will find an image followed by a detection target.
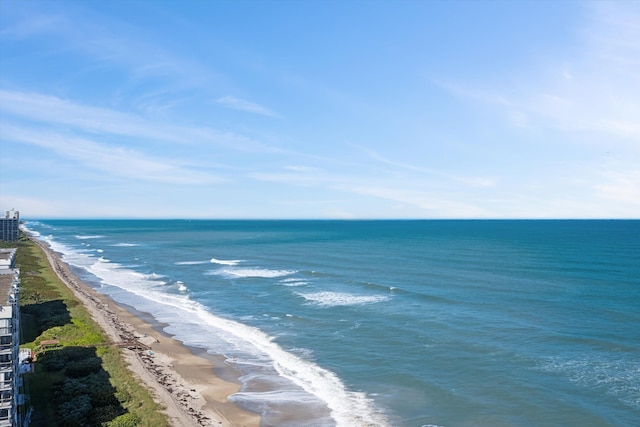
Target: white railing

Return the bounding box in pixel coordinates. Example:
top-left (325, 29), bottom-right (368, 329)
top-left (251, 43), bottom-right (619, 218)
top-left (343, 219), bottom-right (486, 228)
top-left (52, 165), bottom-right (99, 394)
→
top-left (0, 397), bottom-right (10, 409)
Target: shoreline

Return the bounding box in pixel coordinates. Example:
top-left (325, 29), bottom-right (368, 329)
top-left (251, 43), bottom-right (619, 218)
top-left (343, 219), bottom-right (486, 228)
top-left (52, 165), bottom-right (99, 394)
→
top-left (30, 235), bottom-right (261, 427)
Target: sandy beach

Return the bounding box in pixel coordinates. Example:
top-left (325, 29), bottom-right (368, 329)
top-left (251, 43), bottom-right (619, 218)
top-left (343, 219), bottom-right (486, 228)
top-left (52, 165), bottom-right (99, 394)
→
top-left (32, 237), bottom-right (261, 427)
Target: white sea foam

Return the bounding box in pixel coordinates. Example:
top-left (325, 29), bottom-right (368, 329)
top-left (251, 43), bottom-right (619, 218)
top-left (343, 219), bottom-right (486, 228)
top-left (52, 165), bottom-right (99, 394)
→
top-left (175, 260), bottom-right (210, 265)
top-left (126, 270), bottom-right (166, 281)
top-left (41, 237), bottom-right (98, 270)
top-left (111, 243), bottom-right (139, 247)
top-left (22, 221), bottom-right (53, 232)
top-left (210, 258), bottom-right (243, 266)
top-left (96, 271), bottom-right (385, 425)
top-left (539, 354), bottom-right (640, 409)
top-left (280, 281), bottom-right (308, 287)
top-left (210, 268), bottom-right (296, 279)
top-left (83, 269), bottom-right (387, 427)
top-left (21, 223), bottom-right (41, 237)
top-left (75, 235), bottom-right (104, 239)
top-left (299, 292), bottom-right (390, 307)
top-left (279, 278), bottom-right (309, 287)
top-left (31, 233), bottom-right (389, 427)
top-left (183, 304), bottom-right (390, 427)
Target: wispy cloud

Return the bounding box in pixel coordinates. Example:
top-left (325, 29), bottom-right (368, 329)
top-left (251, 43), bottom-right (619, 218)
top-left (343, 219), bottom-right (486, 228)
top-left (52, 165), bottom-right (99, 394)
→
top-left (250, 171), bottom-right (333, 187)
top-left (585, 1), bottom-right (640, 67)
top-left (1, 90), bottom-right (172, 141)
top-left (0, 194), bottom-right (69, 218)
top-left (2, 124), bottom-right (223, 185)
top-left (595, 169), bottom-right (640, 206)
top-left (249, 164), bottom-right (494, 217)
top-left (362, 147), bottom-right (497, 188)
top-left (0, 89), bottom-right (281, 153)
top-left (216, 96), bottom-right (282, 118)
top-left (0, 13), bottom-right (67, 39)
top-left (1, 7), bottom-right (220, 89)
top-left (0, 4), bottom-right (231, 133)
top-left (283, 165), bottom-right (319, 173)
top-left (342, 185), bottom-right (493, 218)
top-left (442, 2), bottom-right (640, 144)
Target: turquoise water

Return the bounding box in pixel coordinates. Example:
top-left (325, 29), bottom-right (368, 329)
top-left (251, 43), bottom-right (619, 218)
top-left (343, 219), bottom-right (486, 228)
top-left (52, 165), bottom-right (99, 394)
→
top-left (24, 220), bottom-right (640, 426)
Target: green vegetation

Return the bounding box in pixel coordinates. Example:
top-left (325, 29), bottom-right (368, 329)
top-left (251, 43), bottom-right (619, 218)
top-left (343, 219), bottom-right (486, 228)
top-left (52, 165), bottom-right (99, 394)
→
top-left (3, 236), bottom-right (169, 427)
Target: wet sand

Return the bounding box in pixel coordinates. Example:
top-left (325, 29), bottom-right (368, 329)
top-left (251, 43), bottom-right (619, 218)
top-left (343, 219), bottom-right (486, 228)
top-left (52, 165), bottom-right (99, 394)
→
top-left (32, 237), bottom-right (261, 427)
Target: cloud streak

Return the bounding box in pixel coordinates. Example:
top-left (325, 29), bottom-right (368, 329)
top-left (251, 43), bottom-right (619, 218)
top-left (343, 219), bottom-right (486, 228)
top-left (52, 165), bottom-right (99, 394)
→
top-left (362, 147), bottom-right (497, 188)
top-left (443, 2), bottom-right (640, 145)
top-left (0, 89), bottom-right (283, 153)
top-left (341, 185), bottom-right (493, 218)
top-left (249, 165), bottom-right (493, 218)
top-left (1, 90), bottom-right (172, 141)
top-left (216, 96), bottom-right (282, 118)
top-left (595, 170), bottom-right (640, 206)
top-left (2, 124), bottom-right (223, 185)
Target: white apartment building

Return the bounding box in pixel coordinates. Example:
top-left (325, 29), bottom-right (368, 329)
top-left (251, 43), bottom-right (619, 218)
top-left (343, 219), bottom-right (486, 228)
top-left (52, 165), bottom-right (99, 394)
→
top-left (0, 249), bottom-right (25, 426)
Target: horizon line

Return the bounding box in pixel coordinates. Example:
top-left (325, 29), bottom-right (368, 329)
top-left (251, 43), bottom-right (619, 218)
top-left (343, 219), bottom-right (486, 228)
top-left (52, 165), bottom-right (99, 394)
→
top-left (19, 217), bottom-right (640, 221)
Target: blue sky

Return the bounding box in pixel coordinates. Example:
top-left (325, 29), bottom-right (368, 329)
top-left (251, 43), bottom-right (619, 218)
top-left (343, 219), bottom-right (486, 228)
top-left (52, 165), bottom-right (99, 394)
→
top-left (1, 0), bottom-right (638, 219)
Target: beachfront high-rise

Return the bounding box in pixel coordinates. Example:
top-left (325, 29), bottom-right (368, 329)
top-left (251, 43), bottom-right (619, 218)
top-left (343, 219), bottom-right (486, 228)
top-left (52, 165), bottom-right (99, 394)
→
top-left (0, 212), bottom-right (20, 242)
top-left (0, 249), bottom-right (27, 427)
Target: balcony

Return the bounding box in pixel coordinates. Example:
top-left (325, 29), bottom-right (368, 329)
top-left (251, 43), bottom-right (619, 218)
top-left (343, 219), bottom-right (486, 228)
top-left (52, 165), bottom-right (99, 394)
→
top-left (0, 395), bottom-right (11, 409)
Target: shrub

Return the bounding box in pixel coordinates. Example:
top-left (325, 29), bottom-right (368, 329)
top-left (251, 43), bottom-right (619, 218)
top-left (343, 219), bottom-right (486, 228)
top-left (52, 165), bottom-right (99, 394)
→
top-left (39, 349), bottom-right (68, 371)
top-left (66, 357), bottom-right (102, 378)
top-left (94, 404), bottom-right (125, 426)
top-left (108, 412), bottom-right (140, 427)
top-left (115, 388), bottom-right (131, 404)
top-left (65, 346), bottom-right (97, 361)
top-left (58, 394), bottom-right (92, 426)
top-left (54, 378), bottom-right (87, 403)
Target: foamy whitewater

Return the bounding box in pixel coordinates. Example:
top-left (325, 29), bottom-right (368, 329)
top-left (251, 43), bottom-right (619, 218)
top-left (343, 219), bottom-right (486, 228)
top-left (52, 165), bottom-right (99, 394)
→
top-left (23, 220), bottom-right (640, 426)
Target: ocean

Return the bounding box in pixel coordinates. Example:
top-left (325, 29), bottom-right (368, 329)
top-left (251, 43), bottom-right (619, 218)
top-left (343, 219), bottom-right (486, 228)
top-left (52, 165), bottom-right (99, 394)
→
top-left (22, 220), bottom-right (640, 427)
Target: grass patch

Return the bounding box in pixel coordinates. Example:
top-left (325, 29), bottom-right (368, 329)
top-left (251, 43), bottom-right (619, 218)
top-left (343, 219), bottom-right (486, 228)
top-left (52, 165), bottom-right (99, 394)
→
top-left (8, 236), bottom-right (170, 427)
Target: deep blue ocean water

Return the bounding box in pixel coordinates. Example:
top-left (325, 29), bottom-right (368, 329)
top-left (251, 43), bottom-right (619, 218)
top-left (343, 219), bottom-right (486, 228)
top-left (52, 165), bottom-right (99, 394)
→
top-left (23, 220), bottom-right (640, 427)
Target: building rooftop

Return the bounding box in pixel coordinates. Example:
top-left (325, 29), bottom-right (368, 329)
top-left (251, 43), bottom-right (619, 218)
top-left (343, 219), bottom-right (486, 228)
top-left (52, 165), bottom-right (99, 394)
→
top-left (0, 250), bottom-right (14, 261)
top-left (0, 249), bottom-right (17, 269)
top-left (0, 269), bottom-right (18, 308)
